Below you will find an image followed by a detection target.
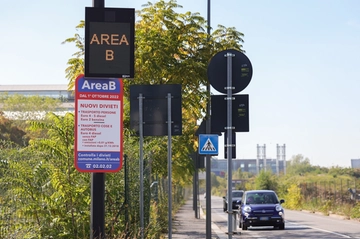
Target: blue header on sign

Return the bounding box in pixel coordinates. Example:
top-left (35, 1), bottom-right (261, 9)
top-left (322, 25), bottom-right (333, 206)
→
top-left (77, 76), bottom-right (121, 93)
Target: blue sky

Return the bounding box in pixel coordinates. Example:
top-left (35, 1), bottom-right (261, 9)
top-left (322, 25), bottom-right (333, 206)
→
top-left (1, 0), bottom-right (360, 167)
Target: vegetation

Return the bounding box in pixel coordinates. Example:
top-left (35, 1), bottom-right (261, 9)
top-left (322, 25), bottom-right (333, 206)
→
top-left (0, 93), bottom-right (63, 121)
top-left (210, 154), bottom-right (360, 220)
top-left (0, 111), bottom-right (29, 148)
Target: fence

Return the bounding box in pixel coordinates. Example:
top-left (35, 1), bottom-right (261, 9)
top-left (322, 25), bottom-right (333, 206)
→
top-left (0, 196), bottom-right (29, 239)
top-left (299, 178), bottom-right (360, 208)
top-left (0, 178), bottom-right (190, 239)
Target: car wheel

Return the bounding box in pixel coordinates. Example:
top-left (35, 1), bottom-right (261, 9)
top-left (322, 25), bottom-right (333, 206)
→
top-left (241, 222), bottom-right (248, 230)
top-left (223, 203), bottom-right (227, 212)
top-left (278, 223), bottom-right (285, 230)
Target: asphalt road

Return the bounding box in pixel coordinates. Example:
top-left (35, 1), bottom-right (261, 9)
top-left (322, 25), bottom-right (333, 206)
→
top-left (202, 195), bottom-right (360, 239)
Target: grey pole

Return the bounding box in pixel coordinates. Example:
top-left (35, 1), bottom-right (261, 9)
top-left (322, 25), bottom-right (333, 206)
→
top-left (195, 166), bottom-right (200, 218)
top-left (283, 144), bottom-right (286, 175)
top-left (91, 173), bottom-right (105, 239)
top-left (124, 154), bottom-right (129, 233)
top-left (276, 144), bottom-right (280, 175)
top-left (226, 51), bottom-right (234, 238)
top-left (90, 1), bottom-right (106, 238)
top-left (264, 144), bottom-right (267, 172)
top-left (206, 0), bottom-right (212, 238)
top-left (139, 93), bottom-right (144, 239)
top-left (167, 93), bottom-right (173, 239)
top-left (256, 144), bottom-right (259, 175)
top-left (93, 0), bottom-right (104, 8)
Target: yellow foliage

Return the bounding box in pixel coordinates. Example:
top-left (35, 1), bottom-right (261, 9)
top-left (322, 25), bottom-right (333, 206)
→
top-left (285, 184), bottom-right (302, 210)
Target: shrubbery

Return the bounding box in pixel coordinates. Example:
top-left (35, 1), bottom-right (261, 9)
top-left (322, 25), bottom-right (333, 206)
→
top-left (284, 184), bottom-right (302, 210)
top-left (351, 202), bottom-right (360, 219)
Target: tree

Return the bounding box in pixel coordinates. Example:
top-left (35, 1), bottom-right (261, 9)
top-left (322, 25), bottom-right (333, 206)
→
top-left (255, 170), bottom-right (278, 191)
top-left (287, 154), bottom-right (313, 176)
top-left (0, 113), bottom-right (90, 238)
top-left (0, 111), bottom-right (28, 147)
top-left (63, 0), bottom-right (246, 183)
top-left (61, 20), bottom-right (85, 92)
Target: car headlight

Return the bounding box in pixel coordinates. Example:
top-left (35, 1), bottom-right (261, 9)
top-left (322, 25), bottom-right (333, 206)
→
top-left (275, 205), bottom-right (283, 212)
top-left (243, 205), bottom-right (251, 213)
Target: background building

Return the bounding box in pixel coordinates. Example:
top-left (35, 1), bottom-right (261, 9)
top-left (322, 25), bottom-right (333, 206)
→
top-left (0, 84), bottom-right (74, 111)
top-left (211, 158), bottom-right (285, 176)
top-left (351, 159), bottom-right (360, 169)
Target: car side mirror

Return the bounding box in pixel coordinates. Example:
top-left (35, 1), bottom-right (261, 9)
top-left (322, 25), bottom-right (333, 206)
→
top-left (280, 199), bottom-right (285, 204)
top-left (222, 196), bottom-right (226, 199)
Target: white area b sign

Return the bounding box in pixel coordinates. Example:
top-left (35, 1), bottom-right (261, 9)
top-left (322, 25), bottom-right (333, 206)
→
top-left (74, 74), bottom-right (123, 173)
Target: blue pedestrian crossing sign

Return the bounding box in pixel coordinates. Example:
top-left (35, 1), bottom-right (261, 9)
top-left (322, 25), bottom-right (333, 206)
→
top-left (199, 134), bottom-right (219, 155)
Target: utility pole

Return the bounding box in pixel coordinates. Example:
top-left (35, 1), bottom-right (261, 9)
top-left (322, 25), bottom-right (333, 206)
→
top-left (206, 0), bottom-right (212, 238)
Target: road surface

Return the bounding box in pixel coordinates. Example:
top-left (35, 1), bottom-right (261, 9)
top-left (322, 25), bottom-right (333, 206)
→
top-left (202, 195), bottom-right (360, 238)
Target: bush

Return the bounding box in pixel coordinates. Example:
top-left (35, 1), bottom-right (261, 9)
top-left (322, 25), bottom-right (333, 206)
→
top-left (285, 184), bottom-right (302, 210)
top-left (255, 170), bottom-right (278, 190)
top-left (351, 202), bottom-right (360, 219)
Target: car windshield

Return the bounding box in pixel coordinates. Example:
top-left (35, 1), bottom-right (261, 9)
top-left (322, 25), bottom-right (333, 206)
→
top-left (232, 191), bottom-right (243, 197)
top-left (246, 192), bottom-right (279, 204)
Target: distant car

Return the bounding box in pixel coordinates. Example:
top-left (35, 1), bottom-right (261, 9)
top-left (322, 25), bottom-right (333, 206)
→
top-left (223, 190), bottom-right (244, 211)
top-left (238, 190), bottom-right (285, 230)
top-left (203, 193), bottom-right (206, 199)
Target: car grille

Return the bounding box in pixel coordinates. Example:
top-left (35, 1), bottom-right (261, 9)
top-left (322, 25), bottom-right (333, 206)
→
top-left (253, 209), bottom-right (274, 217)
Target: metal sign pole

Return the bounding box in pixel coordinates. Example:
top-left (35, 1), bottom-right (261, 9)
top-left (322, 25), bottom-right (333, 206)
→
top-left (91, 173), bottom-right (105, 239)
top-left (226, 52), bottom-right (234, 238)
top-left (207, 47), bottom-right (252, 239)
top-left (139, 93), bottom-right (144, 239)
top-left (167, 93), bottom-right (173, 239)
top-left (90, 1), bottom-right (105, 239)
top-left (206, 1), bottom-right (212, 238)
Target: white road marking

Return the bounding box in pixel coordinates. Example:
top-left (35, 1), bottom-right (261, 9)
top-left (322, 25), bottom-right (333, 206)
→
top-left (287, 221), bottom-right (351, 238)
top-left (211, 221), bottom-right (228, 239)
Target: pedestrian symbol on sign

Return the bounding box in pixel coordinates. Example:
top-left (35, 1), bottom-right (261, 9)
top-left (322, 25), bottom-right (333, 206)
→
top-left (202, 138), bottom-right (216, 151)
top-left (199, 134), bottom-right (219, 155)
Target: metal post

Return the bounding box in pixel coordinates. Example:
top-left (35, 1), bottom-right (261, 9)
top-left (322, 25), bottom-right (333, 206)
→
top-left (283, 144), bottom-right (286, 175)
top-left (256, 144), bottom-right (259, 175)
top-left (90, 1), bottom-right (105, 238)
top-left (93, 0), bottom-right (104, 8)
top-left (206, 1), bottom-right (212, 238)
top-left (139, 94), bottom-right (144, 239)
top-left (195, 168), bottom-right (199, 218)
top-left (340, 179), bottom-right (343, 204)
top-left (276, 144), bottom-right (279, 175)
top-left (167, 93), bottom-right (173, 239)
top-left (263, 144), bottom-right (266, 172)
top-left (124, 154), bottom-right (129, 235)
top-left (91, 173), bottom-right (105, 239)
top-left (232, 213), bottom-right (237, 234)
top-left (226, 51), bottom-right (234, 239)
top-left (193, 169), bottom-right (196, 211)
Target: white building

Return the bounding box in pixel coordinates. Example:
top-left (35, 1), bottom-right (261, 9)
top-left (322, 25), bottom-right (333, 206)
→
top-left (0, 84), bottom-right (74, 111)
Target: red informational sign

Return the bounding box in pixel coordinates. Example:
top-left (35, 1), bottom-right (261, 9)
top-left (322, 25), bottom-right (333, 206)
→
top-left (74, 74), bottom-right (123, 173)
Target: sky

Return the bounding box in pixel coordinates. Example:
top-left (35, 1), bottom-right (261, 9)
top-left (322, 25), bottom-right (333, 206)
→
top-left (1, 0), bottom-right (360, 168)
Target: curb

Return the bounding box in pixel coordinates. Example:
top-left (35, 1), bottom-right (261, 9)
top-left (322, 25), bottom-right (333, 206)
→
top-left (299, 209), bottom-right (359, 222)
top-left (200, 204), bottom-right (229, 239)
top-left (329, 214), bottom-right (348, 220)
